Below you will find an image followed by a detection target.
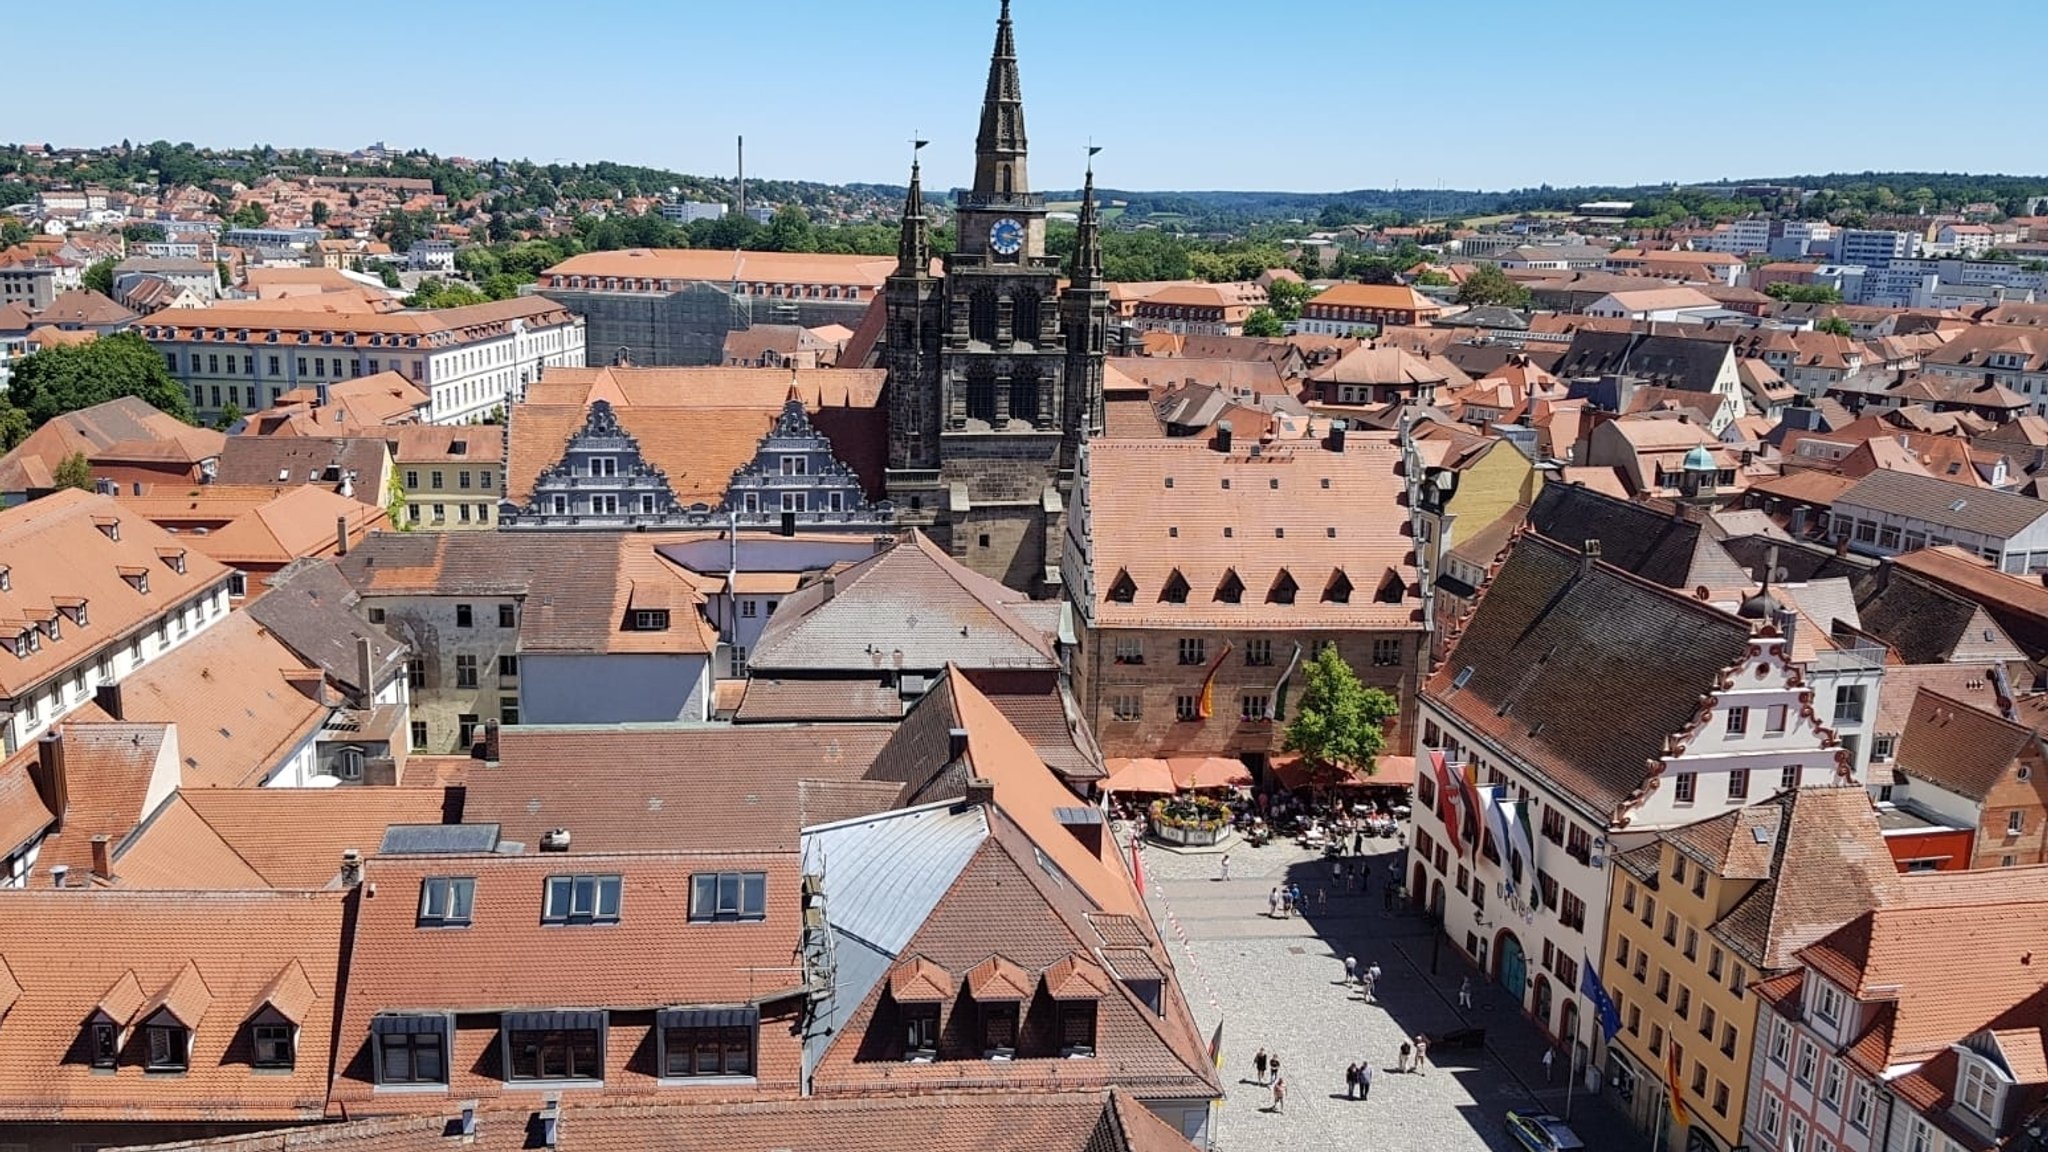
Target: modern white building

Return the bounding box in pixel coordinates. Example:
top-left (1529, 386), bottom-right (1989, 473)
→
top-left (1833, 229), bottom-right (1922, 268)
top-left (141, 296), bottom-right (585, 425)
top-left (1829, 470), bottom-right (2048, 574)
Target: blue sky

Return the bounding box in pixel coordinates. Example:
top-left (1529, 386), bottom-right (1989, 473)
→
top-left (13, 0), bottom-right (2047, 193)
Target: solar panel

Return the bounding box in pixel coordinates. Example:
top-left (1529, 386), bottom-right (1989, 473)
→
top-left (379, 823), bottom-right (501, 856)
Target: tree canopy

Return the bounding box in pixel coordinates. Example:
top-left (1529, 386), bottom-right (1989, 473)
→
top-left (406, 277), bottom-right (491, 309)
top-left (1455, 264), bottom-right (1532, 308)
top-left (1241, 308), bottom-right (1285, 337)
top-left (81, 257), bottom-right (117, 298)
top-left (1764, 282), bottom-right (1843, 304)
top-left (52, 452), bottom-right (94, 491)
top-left (3, 332), bottom-right (195, 439)
top-left (1282, 644), bottom-right (1400, 774)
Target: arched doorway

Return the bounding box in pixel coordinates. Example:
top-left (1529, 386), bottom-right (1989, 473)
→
top-left (1531, 974), bottom-right (1553, 1034)
top-left (1559, 999), bottom-right (1580, 1048)
top-left (1428, 879), bottom-right (1445, 919)
top-left (1411, 862), bottom-right (1427, 908)
top-left (1494, 929), bottom-right (1527, 1004)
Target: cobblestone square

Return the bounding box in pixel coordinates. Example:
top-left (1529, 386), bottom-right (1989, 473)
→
top-left (1138, 832), bottom-right (1650, 1152)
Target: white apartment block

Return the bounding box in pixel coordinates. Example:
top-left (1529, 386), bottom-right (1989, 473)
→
top-left (141, 297), bottom-right (585, 425)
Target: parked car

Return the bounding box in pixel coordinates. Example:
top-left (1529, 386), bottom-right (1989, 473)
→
top-left (1506, 1110), bottom-right (1586, 1152)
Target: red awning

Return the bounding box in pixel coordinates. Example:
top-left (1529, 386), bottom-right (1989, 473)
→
top-left (1103, 757), bottom-right (1176, 795)
top-left (1168, 756), bottom-right (1253, 790)
top-left (1271, 754), bottom-right (1416, 792)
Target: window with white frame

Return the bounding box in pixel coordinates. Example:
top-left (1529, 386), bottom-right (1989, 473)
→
top-left (1958, 1056), bottom-right (2002, 1120)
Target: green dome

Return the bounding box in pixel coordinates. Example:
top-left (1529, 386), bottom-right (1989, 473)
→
top-left (1683, 445), bottom-right (1716, 472)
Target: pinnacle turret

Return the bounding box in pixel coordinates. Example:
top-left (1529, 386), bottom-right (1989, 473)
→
top-left (894, 156), bottom-right (930, 278)
top-left (971, 0), bottom-right (1029, 201)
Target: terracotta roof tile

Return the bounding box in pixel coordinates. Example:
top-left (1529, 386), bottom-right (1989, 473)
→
top-left (542, 248), bottom-right (896, 289)
top-left (1893, 687), bottom-right (2032, 800)
top-left (1079, 434), bottom-right (1419, 631)
top-left (0, 889), bottom-right (347, 1123)
top-left (116, 787), bottom-right (448, 889)
top-left (0, 489), bottom-right (233, 699)
top-left (888, 956), bottom-right (957, 1003)
top-left (1699, 787), bottom-right (1901, 972)
top-left (965, 954), bottom-right (1036, 1001)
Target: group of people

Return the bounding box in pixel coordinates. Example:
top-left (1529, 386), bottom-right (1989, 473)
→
top-left (1265, 881), bottom-right (1308, 918)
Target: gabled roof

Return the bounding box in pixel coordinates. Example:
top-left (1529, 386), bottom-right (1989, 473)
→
top-left (104, 1089), bottom-right (1198, 1152)
top-left (751, 531), bottom-right (1055, 674)
top-left (211, 435), bottom-right (389, 501)
top-left (1835, 468), bottom-right (2048, 539)
top-left (189, 484), bottom-right (386, 567)
top-left (114, 787), bottom-right (448, 890)
top-left (0, 397), bottom-right (223, 493)
top-left (461, 723), bottom-right (893, 855)
top-left (1525, 482), bottom-right (1750, 590)
top-left (1689, 787), bottom-right (1901, 972)
top-left (1430, 532), bottom-right (1755, 815)
top-left (1851, 564), bottom-right (2023, 664)
top-left (0, 889), bottom-right (347, 1123)
top-left (26, 719), bottom-right (176, 880)
top-left (1894, 688), bottom-right (2035, 801)
top-left (0, 489), bottom-right (233, 699)
top-left (243, 559), bottom-right (408, 697)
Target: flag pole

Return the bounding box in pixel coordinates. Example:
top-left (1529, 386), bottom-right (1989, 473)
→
top-left (1563, 1039), bottom-right (1575, 1120)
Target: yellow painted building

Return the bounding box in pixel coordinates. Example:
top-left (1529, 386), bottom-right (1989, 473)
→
top-left (1597, 787), bottom-right (1899, 1152)
top-left (391, 425), bottom-right (503, 530)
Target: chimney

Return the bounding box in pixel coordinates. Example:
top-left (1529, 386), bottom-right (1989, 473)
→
top-left (1774, 606), bottom-right (1798, 651)
top-left (1325, 420), bottom-right (1347, 453)
top-left (34, 732), bottom-right (68, 829)
top-left (821, 574), bottom-right (836, 602)
top-left (89, 834), bottom-right (111, 882)
top-left (479, 718), bottom-right (501, 763)
top-left (1580, 538), bottom-right (1602, 578)
top-left (336, 515), bottom-right (350, 557)
top-left (947, 727), bottom-right (970, 763)
top-left (354, 635), bottom-right (376, 706)
top-left (540, 827), bottom-right (572, 853)
top-left (779, 510), bottom-right (796, 537)
top-left (1214, 419), bottom-right (1233, 453)
top-left (94, 681), bottom-right (123, 721)
top-left (339, 848), bottom-right (364, 886)
top-left (50, 864), bottom-right (69, 889)
top-left (963, 776), bottom-right (996, 809)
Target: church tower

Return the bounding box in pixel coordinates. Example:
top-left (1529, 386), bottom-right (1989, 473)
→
top-left (883, 154), bottom-right (942, 470)
top-left (881, 0), bottom-right (1107, 595)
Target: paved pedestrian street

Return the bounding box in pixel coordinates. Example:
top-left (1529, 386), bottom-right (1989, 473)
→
top-left (1138, 833), bottom-right (1653, 1152)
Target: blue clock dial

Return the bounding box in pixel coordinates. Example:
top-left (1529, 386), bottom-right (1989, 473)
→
top-left (990, 217), bottom-right (1024, 255)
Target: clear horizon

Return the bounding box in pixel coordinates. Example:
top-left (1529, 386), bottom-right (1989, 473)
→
top-left (10, 0), bottom-right (2047, 194)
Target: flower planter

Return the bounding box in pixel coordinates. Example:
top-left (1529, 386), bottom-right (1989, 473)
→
top-left (1149, 817), bottom-right (1224, 847)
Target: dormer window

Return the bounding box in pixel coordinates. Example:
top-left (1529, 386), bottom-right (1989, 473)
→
top-left (903, 1004), bottom-right (939, 1061)
top-left (372, 1014), bottom-right (449, 1085)
top-left (1107, 570), bottom-right (1136, 604)
top-left (1215, 570), bottom-right (1245, 604)
top-left (1160, 570), bottom-right (1190, 604)
top-left (543, 874), bottom-right (622, 924)
top-left (1057, 1001), bottom-right (1097, 1058)
top-left (252, 1022), bottom-right (295, 1069)
top-left (631, 610), bottom-right (670, 632)
top-left (0, 566), bottom-right (9, 592)
top-left (144, 1020), bottom-right (189, 1071)
top-left (981, 1001), bottom-right (1019, 1058)
top-left (159, 548), bottom-right (187, 575)
top-left (87, 1021), bottom-right (120, 1068)
top-left (1958, 1055), bottom-right (2005, 1122)
top-left (95, 516), bottom-right (120, 542)
top-left (688, 871), bottom-right (766, 922)
top-left (120, 567), bottom-right (150, 594)
top-left (1267, 570), bottom-right (1299, 605)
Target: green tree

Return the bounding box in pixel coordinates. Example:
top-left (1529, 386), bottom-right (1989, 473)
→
top-left (759, 205), bottom-right (818, 253)
top-left (311, 200), bottom-right (330, 226)
top-left (5, 332), bottom-right (195, 427)
top-left (377, 264), bottom-right (404, 289)
top-left (1764, 282), bottom-right (1843, 304)
top-left (216, 261), bottom-right (232, 289)
top-left (1282, 644), bottom-right (1399, 775)
top-left (120, 222), bottom-right (166, 244)
top-left (213, 402), bottom-right (242, 431)
top-left (1455, 263), bottom-right (1532, 309)
top-left (1817, 316), bottom-right (1853, 337)
top-left (1241, 307), bottom-right (1286, 337)
top-left (82, 257), bottom-right (117, 297)
top-left (1265, 277), bottom-right (1313, 322)
top-left (406, 277), bottom-right (490, 309)
top-left (386, 468), bottom-right (412, 531)
top-left (52, 451), bottom-right (94, 491)
top-left (0, 218), bottom-right (30, 247)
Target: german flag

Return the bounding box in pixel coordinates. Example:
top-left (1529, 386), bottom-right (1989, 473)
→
top-left (1665, 1044), bottom-right (1691, 1126)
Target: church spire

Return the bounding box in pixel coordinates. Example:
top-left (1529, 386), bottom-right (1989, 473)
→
top-left (894, 146), bottom-right (930, 278)
top-left (1072, 153), bottom-right (1102, 288)
top-left (971, 0), bottom-right (1028, 201)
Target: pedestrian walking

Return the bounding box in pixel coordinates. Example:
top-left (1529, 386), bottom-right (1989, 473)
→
top-left (1219, 853), bottom-right (1231, 882)
top-left (1357, 1059), bottom-right (1373, 1101)
top-left (1289, 882), bottom-right (1304, 915)
top-left (1316, 886), bottom-right (1327, 912)
top-left (1254, 1047), bottom-right (1269, 1085)
top-left (1345, 1061), bottom-right (1359, 1100)
top-left (1353, 829), bottom-right (1365, 855)
top-left (1458, 977), bottom-right (1473, 1009)
top-left (1344, 955), bottom-right (1358, 984)
top-left (1413, 1034), bottom-right (1429, 1075)
top-left (1361, 972), bottom-right (1376, 1003)
top-left (1543, 1046), bottom-right (1556, 1082)
top-left (1271, 1076), bottom-right (1287, 1112)
top-left (1268, 887), bottom-right (1280, 918)
top-left (1396, 1040), bottom-right (1411, 1073)
top-left (1271, 1054), bottom-right (1282, 1084)
top-left (1368, 961), bottom-right (1383, 987)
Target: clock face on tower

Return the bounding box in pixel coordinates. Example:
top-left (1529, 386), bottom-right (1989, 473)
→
top-left (989, 217), bottom-right (1024, 256)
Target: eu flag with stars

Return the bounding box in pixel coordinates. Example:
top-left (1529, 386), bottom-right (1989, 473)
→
top-left (1581, 958), bottom-right (1623, 1041)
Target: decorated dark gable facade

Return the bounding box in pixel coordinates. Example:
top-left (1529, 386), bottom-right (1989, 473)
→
top-left (503, 399), bottom-right (682, 527)
top-left (723, 392), bottom-right (895, 530)
top-left (881, 0), bottom-right (1110, 596)
top-left (502, 397), bottom-right (891, 532)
